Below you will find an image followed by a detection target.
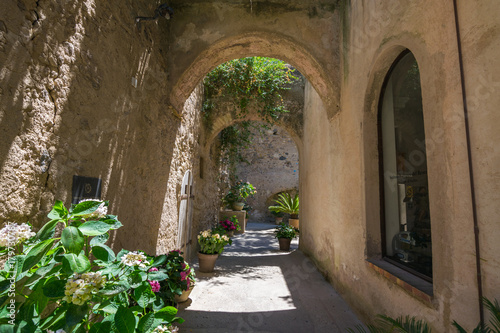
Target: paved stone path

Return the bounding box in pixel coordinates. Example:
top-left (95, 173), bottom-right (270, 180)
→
top-left (177, 222), bottom-right (366, 333)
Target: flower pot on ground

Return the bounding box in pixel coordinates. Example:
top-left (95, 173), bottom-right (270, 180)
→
top-left (274, 223), bottom-right (299, 251)
top-left (174, 285), bottom-right (194, 303)
top-left (278, 238), bottom-right (292, 251)
top-left (289, 217), bottom-right (299, 229)
top-left (268, 193), bottom-right (299, 229)
top-left (197, 252), bottom-right (219, 273)
top-left (197, 230), bottom-right (232, 272)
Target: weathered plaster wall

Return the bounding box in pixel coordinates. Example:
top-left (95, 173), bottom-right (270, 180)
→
top-left (300, 1), bottom-right (499, 331)
top-left (0, 0), bottom-right (219, 257)
top-left (457, 0), bottom-right (500, 308)
top-left (237, 121), bottom-right (299, 222)
top-left (166, 0), bottom-right (341, 120)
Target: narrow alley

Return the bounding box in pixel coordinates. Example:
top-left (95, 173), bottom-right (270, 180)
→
top-left (178, 223), bottom-right (366, 333)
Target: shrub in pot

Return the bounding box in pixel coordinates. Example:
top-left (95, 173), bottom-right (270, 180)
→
top-left (274, 223), bottom-right (299, 251)
top-left (222, 181), bottom-right (257, 211)
top-left (269, 193), bottom-right (300, 229)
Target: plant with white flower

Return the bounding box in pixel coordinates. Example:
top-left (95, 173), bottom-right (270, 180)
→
top-left (198, 229), bottom-right (232, 255)
top-left (152, 325), bottom-right (179, 333)
top-left (47, 329), bottom-right (66, 333)
top-left (121, 251), bottom-right (148, 268)
top-left (78, 199), bottom-right (108, 220)
top-left (62, 272), bottom-right (106, 305)
top-left (0, 222), bottom-right (36, 247)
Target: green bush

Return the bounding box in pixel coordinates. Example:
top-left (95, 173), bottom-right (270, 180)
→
top-left (0, 200), bottom-right (182, 332)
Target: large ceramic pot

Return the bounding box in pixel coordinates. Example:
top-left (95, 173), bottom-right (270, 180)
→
top-left (278, 238), bottom-right (292, 251)
top-left (231, 202), bottom-right (245, 211)
top-left (289, 218), bottom-right (299, 229)
top-left (198, 252), bottom-right (218, 273)
top-left (174, 285), bottom-right (194, 303)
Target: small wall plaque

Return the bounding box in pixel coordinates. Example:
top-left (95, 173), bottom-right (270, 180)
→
top-left (72, 175), bottom-right (102, 204)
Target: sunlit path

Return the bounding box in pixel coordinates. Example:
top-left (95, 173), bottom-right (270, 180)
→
top-left (177, 222), bottom-right (366, 332)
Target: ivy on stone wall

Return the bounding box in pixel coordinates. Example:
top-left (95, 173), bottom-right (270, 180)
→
top-left (203, 57), bottom-right (298, 180)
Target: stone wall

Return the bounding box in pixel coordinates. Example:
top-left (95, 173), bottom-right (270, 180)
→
top-left (237, 122), bottom-right (299, 222)
top-left (0, 0), bottom-right (219, 256)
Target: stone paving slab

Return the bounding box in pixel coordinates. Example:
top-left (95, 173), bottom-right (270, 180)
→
top-left (177, 222), bottom-right (366, 333)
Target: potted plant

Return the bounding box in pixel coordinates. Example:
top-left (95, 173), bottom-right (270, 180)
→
top-left (218, 215), bottom-right (240, 237)
top-left (274, 223), bottom-right (299, 251)
top-left (154, 250), bottom-right (196, 303)
top-left (270, 210), bottom-right (284, 225)
top-left (268, 192), bottom-right (300, 229)
top-left (197, 230), bottom-right (232, 272)
top-left (223, 180), bottom-right (257, 211)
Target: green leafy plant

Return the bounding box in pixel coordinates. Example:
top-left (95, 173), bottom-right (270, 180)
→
top-left (203, 57), bottom-right (298, 179)
top-left (153, 250), bottom-right (196, 304)
top-left (197, 230), bottom-right (232, 255)
top-left (274, 223), bottom-right (299, 240)
top-left (268, 193), bottom-right (299, 219)
top-left (218, 216), bottom-right (240, 232)
top-left (453, 298), bottom-right (500, 333)
top-left (0, 200), bottom-right (183, 332)
top-left (348, 298), bottom-right (500, 333)
top-left (223, 181), bottom-right (257, 207)
top-left (347, 315), bottom-right (431, 333)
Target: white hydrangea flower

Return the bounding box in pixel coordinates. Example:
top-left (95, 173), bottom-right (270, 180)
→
top-left (121, 251), bottom-right (148, 268)
top-left (152, 325), bottom-right (179, 333)
top-left (62, 272), bottom-right (106, 305)
top-left (0, 223), bottom-right (36, 247)
top-left (78, 199), bottom-right (108, 220)
top-left (200, 230), bottom-right (211, 238)
top-left (222, 235), bottom-right (229, 242)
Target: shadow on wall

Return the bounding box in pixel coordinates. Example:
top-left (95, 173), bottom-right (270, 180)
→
top-left (0, 0), bottom-right (206, 255)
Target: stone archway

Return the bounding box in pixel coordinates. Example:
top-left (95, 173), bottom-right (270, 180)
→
top-left (168, 32), bottom-right (339, 121)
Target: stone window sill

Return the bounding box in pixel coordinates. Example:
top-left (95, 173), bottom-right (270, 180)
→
top-left (367, 259), bottom-right (433, 306)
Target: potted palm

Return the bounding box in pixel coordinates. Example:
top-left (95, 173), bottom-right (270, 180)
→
top-left (274, 223), bottom-right (299, 251)
top-left (268, 192), bottom-right (300, 229)
top-left (223, 181), bottom-right (257, 211)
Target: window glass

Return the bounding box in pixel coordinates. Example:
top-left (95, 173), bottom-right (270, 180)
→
top-left (380, 52), bottom-right (432, 280)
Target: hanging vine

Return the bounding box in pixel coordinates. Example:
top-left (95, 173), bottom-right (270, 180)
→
top-left (203, 57), bottom-right (298, 179)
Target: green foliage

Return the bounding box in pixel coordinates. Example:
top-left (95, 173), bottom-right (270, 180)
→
top-left (348, 298), bottom-right (500, 333)
top-left (274, 223), bottom-right (299, 240)
top-left (347, 315), bottom-right (431, 333)
top-left (203, 57), bottom-right (298, 179)
top-left (0, 200), bottom-right (183, 332)
top-left (197, 230), bottom-right (232, 255)
top-left (268, 192), bottom-right (299, 218)
top-left (453, 298), bottom-right (500, 333)
top-left (203, 56), bottom-right (297, 125)
top-left (222, 180), bottom-right (257, 206)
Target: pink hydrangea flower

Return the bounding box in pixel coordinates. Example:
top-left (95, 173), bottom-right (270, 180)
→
top-left (149, 267), bottom-right (158, 272)
top-left (149, 280), bottom-right (161, 293)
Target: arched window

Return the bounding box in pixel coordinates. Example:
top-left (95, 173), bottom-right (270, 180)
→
top-left (379, 51), bottom-right (432, 281)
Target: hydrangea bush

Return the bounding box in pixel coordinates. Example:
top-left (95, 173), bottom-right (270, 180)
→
top-left (218, 216), bottom-right (240, 233)
top-left (0, 200), bottom-right (183, 332)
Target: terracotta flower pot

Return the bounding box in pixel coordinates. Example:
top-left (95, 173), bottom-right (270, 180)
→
top-left (174, 285), bottom-right (194, 303)
top-left (275, 217), bottom-right (283, 225)
top-left (227, 230), bottom-right (235, 237)
top-left (289, 218), bottom-right (299, 229)
top-left (198, 252), bottom-right (218, 273)
top-left (278, 238), bottom-right (292, 251)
